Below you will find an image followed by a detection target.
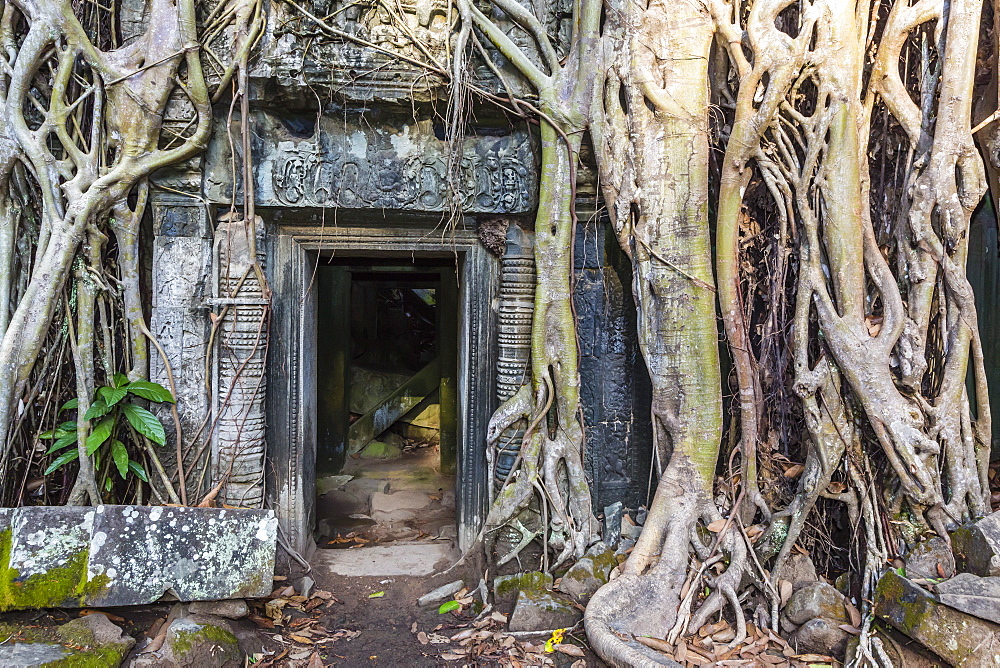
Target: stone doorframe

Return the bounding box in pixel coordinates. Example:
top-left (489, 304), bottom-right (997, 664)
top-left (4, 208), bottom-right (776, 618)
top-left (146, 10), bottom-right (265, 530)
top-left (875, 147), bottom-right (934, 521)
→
top-left (265, 222), bottom-right (499, 556)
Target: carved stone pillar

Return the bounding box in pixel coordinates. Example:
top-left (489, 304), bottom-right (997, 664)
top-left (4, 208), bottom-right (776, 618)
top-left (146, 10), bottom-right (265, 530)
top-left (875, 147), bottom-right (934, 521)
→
top-left (149, 192), bottom-right (213, 502)
top-left (494, 224), bottom-right (534, 487)
top-left (211, 216), bottom-right (269, 508)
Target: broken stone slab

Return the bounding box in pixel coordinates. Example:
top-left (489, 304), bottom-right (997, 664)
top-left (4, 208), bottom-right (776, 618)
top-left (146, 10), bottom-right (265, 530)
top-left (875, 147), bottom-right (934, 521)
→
top-left (875, 569), bottom-right (1000, 666)
top-left (936, 573), bottom-right (1000, 625)
top-left (905, 536), bottom-right (956, 579)
top-left (508, 589), bottom-right (582, 632)
top-left (359, 440), bottom-right (402, 459)
top-left (953, 510), bottom-right (1000, 576)
top-left (418, 579), bottom-right (464, 607)
top-left (0, 505), bottom-right (277, 611)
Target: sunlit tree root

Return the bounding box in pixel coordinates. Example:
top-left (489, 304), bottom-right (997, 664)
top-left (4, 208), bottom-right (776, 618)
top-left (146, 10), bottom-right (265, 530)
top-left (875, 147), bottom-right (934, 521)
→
top-left (586, 461), bottom-right (751, 667)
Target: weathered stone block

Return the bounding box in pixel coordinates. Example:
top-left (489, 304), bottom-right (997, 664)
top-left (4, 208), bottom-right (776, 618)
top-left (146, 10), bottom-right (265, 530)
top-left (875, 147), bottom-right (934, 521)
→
top-left (132, 615), bottom-right (242, 668)
top-left (508, 589), bottom-right (582, 632)
top-left (789, 617), bottom-right (850, 657)
top-left (936, 573), bottom-right (1000, 625)
top-left (557, 542), bottom-right (617, 601)
top-left (953, 511), bottom-right (1000, 576)
top-left (875, 569), bottom-right (1000, 666)
top-left (0, 506), bottom-right (277, 611)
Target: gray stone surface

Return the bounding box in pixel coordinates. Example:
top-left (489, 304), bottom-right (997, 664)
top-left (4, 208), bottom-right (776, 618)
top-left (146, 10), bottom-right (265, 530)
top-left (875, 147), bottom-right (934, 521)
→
top-left (777, 553), bottom-right (818, 592)
top-left (953, 510), bottom-right (1000, 576)
top-left (790, 617), bottom-right (850, 657)
top-left (370, 490), bottom-right (433, 522)
top-left (937, 573), bottom-right (1000, 624)
top-left (876, 569), bottom-right (1000, 667)
top-left (508, 589), bottom-right (582, 632)
top-left (188, 600), bottom-right (250, 619)
top-left (314, 543), bottom-right (457, 577)
top-left (906, 536), bottom-right (956, 579)
top-left (783, 582), bottom-right (849, 626)
top-left (418, 580), bottom-right (464, 607)
top-left (0, 643), bottom-right (69, 667)
top-left (0, 505), bottom-right (276, 610)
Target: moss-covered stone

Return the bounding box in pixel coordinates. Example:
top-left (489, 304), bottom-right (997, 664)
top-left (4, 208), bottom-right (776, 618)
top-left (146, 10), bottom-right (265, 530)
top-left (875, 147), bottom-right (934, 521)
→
top-left (875, 569), bottom-right (1000, 666)
top-left (494, 571), bottom-right (553, 600)
top-left (0, 614), bottom-right (134, 668)
top-left (0, 528), bottom-right (111, 612)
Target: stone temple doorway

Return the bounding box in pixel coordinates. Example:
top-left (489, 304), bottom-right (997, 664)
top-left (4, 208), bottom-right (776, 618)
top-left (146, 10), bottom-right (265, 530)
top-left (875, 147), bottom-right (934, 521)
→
top-left (313, 257), bottom-right (459, 553)
top-left (266, 223), bottom-right (497, 563)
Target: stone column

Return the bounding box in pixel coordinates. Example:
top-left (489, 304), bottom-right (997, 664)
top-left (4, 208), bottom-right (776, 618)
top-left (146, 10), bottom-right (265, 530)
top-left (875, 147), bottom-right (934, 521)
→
top-left (149, 191), bottom-right (213, 503)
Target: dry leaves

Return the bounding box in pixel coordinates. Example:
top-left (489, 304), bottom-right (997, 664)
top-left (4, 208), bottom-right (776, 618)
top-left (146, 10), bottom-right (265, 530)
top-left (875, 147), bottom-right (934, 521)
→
top-left (412, 610), bottom-right (577, 665)
top-left (631, 621), bottom-right (839, 668)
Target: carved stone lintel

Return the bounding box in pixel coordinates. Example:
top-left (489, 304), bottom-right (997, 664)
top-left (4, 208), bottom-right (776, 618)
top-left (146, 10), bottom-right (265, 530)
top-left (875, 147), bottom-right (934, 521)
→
top-left (203, 112), bottom-right (537, 215)
top-left (212, 216), bottom-right (269, 508)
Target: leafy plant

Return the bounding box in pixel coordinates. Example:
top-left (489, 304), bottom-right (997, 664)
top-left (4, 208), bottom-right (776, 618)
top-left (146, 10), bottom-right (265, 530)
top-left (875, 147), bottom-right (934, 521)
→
top-left (40, 374), bottom-right (174, 492)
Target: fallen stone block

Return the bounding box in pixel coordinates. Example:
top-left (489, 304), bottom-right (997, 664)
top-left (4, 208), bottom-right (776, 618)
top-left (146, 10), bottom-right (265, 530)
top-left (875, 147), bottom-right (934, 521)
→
top-left (494, 571), bottom-right (553, 607)
top-left (0, 642), bottom-right (71, 667)
top-left (0, 505), bottom-right (277, 610)
top-left (875, 569), bottom-right (1000, 666)
top-left (936, 572), bottom-right (1000, 625)
top-left (953, 510), bottom-right (1000, 576)
top-left (370, 490), bottom-right (432, 521)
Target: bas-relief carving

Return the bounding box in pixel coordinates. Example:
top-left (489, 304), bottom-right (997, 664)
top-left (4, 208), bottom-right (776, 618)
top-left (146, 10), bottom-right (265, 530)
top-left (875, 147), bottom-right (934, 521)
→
top-left (204, 112), bottom-right (536, 214)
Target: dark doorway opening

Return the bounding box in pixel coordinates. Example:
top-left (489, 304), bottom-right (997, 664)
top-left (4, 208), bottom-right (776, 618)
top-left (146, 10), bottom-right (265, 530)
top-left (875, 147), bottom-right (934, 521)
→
top-left (314, 256), bottom-right (459, 549)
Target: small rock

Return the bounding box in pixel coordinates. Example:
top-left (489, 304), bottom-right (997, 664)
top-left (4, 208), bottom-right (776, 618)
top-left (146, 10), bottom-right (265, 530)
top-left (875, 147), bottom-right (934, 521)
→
top-left (905, 536), bottom-right (955, 579)
top-left (57, 612), bottom-right (136, 664)
top-left (508, 589), bottom-right (582, 632)
top-left (937, 573), bottom-right (1000, 624)
top-left (875, 569), bottom-right (1000, 667)
top-left (131, 615), bottom-right (242, 668)
top-left (783, 582), bottom-right (849, 625)
top-left (790, 617), bottom-right (850, 657)
top-left (188, 600), bottom-right (250, 619)
top-left (418, 580), bottom-right (464, 607)
top-left (636, 507), bottom-right (647, 525)
top-left (440, 490), bottom-right (456, 509)
top-left (777, 553), bottom-right (818, 592)
top-left (602, 502), bottom-right (623, 549)
top-left (953, 510), bottom-right (1000, 576)
top-left (382, 432), bottom-right (405, 449)
top-left (315, 475), bottom-right (354, 496)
